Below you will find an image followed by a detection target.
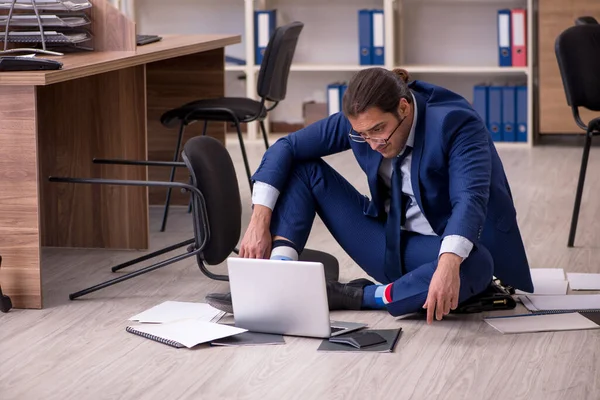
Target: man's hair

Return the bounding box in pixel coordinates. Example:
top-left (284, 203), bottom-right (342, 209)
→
top-left (342, 68), bottom-right (412, 119)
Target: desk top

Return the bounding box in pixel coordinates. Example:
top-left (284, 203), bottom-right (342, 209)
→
top-left (0, 34), bottom-right (241, 86)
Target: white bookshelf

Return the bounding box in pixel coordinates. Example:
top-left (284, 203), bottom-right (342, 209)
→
top-left (135, 0), bottom-right (535, 146)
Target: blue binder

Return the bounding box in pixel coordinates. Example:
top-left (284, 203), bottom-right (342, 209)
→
top-left (371, 9), bottom-right (385, 65)
top-left (255, 10), bottom-right (277, 65)
top-left (473, 85), bottom-right (489, 128)
top-left (501, 86), bottom-right (516, 141)
top-left (358, 9), bottom-right (372, 65)
top-left (497, 9), bottom-right (512, 67)
top-left (516, 85), bottom-right (528, 142)
top-left (327, 82), bottom-right (343, 116)
top-left (339, 83), bottom-right (348, 111)
top-left (488, 86), bottom-right (503, 141)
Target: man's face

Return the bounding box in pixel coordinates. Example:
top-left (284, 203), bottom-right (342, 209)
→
top-left (347, 98), bottom-right (413, 158)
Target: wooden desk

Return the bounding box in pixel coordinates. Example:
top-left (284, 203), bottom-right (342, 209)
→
top-left (0, 34), bottom-right (240, 309)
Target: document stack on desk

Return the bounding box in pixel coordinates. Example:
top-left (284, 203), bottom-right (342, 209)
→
top-left (0, 0), bottom-right (93, 53)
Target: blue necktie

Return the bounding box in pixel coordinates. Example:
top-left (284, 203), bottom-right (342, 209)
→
top-left (383, 147), bottom-right (412, 282)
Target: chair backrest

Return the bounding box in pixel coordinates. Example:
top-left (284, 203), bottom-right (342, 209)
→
top-left (555, 24), bottom-right (600, 121)
top-left (181, 136), bottom-right (242, 266)
top-left (256, 21), bottom-right (304, 103)
top-left (575, 16), bottom-right (598, 25)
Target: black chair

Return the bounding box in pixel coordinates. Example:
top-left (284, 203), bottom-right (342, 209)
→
top-left (555, 24), bottom-right (600, 247)
top-left (575, 16), bottom-right (598, 25)
top-left (95, 21), bottom-right (304, 233)
top-left (49, 136), bottom-right (338, 300)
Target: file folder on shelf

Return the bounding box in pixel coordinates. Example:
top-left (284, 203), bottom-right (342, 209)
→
top-left (473, 85), bottom-right (489, 129)
top-left (501, 86), bottom-right (516, 142)
top-left (511, 9), bottom-right (527, 67)
top-left (516, 85), bottom-right (527, 142)
top-left (488, 86), bottom-right (503, 141)
top-left (0, 14), bottom-right (91, 28)
top-left (327, 82), bottom-right (347, 116)
top-left (358, 9), bottom-right (372, 65)
top-left (497, 9), bottom-right (512, 67)
top-left (371, 9), bottom-right (384, 65)
top-left (254, 9), bottom-right (276, 65)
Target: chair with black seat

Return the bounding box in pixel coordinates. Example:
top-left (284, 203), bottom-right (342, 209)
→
top-left (49, 135), bottom-right (339, 300)
top-left (96, 21), bottom-right (304, 233)
top-left (555, 24), bottom-right (600, 247)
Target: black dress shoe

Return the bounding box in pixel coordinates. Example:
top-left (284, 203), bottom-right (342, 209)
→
top-left (205, 292), bottom-right (233, 314)
top-left (205, 278), bottom-right (375, 314)
top-left (326, 278), bottom-right (374, 311)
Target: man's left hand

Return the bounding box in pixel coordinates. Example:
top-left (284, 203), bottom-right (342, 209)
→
top-left (423, 253), bottom-right (462, 324)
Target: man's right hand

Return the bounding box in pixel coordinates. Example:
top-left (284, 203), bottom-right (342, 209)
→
top-left (239, 205), bottom-right (273, 259)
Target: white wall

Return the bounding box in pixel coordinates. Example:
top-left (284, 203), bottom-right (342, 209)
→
top-left (136, 0), bottom-right (529, 126)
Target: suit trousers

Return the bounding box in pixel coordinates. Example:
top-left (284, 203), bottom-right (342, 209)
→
top-left (270, 159), bottom-right (494, 317)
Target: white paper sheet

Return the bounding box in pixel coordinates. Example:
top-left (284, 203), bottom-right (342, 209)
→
top-left (516, 268), bottom-right (568, 295)
top-left (567, 273), bottom-right (600, 291)
top-left (129, 301), bottom-right (224, 324)
top-left (485, 312), bottom-right (600, 334)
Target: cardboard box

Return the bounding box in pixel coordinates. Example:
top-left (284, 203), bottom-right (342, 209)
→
top-left (303, 101), bottom-right (328, 127)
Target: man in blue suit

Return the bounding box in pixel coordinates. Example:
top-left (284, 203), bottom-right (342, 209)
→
top-left (207, 68), bottom-right (533, 324)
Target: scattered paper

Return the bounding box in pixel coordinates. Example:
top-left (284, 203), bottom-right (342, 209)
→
top-left (567, 273), bottom-right (600, 291)
top-left (516, 268), bottom-right (568, 295)
top-left (129, 301), bottom-right (224, 324)
top-left (129, 319), bottom-right (246, 348)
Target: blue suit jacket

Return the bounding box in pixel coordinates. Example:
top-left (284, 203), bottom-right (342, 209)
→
top-left (252, 80), bottom-right (534, 293)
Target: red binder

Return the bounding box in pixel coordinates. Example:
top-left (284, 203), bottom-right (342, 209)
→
top-left (511, 9), bottom-right (527, 66)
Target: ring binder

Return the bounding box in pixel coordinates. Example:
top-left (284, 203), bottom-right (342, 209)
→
top-left (126, 326), bottom-right (186, 348)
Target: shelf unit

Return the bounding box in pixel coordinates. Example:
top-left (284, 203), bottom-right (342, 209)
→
top-left (135, 0), bottom-right (535, 146)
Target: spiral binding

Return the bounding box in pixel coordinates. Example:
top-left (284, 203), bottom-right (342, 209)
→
top-left (126, 326), bottom-right (185, 348)
top-left (532, 309), bottom-right (600, 315)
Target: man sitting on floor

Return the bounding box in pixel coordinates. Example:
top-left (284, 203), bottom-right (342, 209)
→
top-left (207, 67), bottom-right (534, 324)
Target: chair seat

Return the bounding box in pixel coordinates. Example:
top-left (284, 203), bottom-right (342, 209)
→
top-left (161, 97), bottom-right (267, 127)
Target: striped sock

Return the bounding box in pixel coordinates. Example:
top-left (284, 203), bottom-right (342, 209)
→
top-left (361, 283), bottom-right (393, 309)
top-left (270, 239), bottom-right (299, 261)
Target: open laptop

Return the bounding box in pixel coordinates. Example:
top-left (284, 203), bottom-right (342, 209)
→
top-left (227, 257), bottom-right (367, 338)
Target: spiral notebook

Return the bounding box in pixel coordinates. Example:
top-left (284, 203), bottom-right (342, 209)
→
top-left (520, 294), bottom-right (600, 314)
top-left (126, 319), bottom-right (247, 349)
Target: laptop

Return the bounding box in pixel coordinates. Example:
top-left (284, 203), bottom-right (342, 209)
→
top-left (227, 257), bottom-right (367, 338)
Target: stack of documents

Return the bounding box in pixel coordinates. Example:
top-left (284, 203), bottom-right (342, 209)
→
top-left (0, 14), bottom-right (91, 28)
top-left (0, 0), bottom-right (92, 12)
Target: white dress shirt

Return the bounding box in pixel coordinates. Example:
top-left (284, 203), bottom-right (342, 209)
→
top-left (252, 93), bottom-right (473, 261)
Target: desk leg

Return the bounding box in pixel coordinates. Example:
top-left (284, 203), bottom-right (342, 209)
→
top-left (146, 48), bottom-right (225, 206)
top-left (0, 86), bottom-right (42, 309)
top-left (37, 65), bottom-right (149, 252)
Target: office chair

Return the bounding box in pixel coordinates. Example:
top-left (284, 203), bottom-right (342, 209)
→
top-left (575, 16), bottom-right (598, 25)
top-left (555, 24), bottom-right (600, 247)
top-left (95, 21), bottom-right (304, 233)
top-left (49, 136), bottom-right (339, 300)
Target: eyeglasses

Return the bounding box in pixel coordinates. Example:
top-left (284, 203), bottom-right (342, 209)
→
top-left (348, 116), bottom-right (406, 147)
